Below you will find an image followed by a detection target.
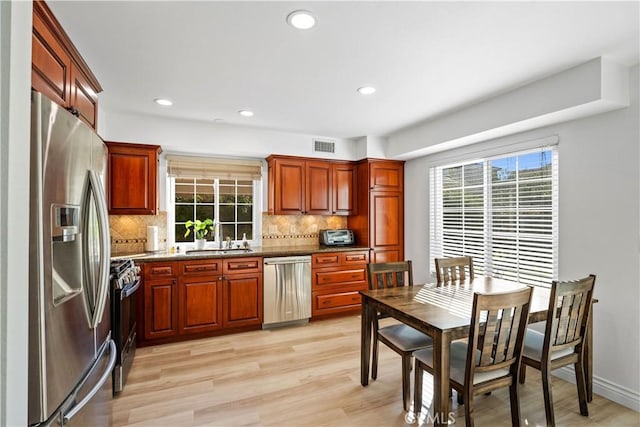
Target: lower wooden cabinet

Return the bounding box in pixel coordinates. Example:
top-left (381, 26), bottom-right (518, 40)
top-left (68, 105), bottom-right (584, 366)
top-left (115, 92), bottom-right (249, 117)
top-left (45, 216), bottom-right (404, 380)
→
top-left (143, 262), bottom-right (178, 340)
top-left (311, 250), bottom-right (369, 318)
top-left (222, 257), bottom-right (263, 328)
top-left (140, 257), bottom-right (262, 345)
top-left (223, 273), bottom-right (262, 328)
top-left (180, 276), bottom-right (223, 334)
top-left (178, 259), bottom-right (222, 335)
top-left (139, 252), bottom-right (369, 345)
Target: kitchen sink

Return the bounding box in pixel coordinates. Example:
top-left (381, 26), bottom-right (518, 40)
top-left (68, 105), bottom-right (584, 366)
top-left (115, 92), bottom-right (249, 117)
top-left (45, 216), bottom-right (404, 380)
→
top-left (185, 248), bottom-right (253, 255)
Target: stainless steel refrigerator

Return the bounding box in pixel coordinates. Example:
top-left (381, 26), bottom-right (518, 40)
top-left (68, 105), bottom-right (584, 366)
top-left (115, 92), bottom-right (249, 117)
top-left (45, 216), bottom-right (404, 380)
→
top-left (29, 91), bottom-right (115, 426)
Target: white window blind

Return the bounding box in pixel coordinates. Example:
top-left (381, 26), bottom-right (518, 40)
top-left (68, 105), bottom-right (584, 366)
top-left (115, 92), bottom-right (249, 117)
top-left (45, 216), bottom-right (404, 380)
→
top-left (166, 155), bottom-right (262, 180)
top-left (430, 147), bottom-right (558, 287)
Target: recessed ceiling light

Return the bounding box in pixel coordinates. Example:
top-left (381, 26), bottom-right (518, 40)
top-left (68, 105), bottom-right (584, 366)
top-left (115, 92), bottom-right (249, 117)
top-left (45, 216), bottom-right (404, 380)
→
top-left (286, 10), bottom-right (316, 30)
top-left (238, 110), bottom-right (254, 117)
top-left (357, 86), bottom-right (376, 95)
top-left (154, 98), bottom-right (173, 106)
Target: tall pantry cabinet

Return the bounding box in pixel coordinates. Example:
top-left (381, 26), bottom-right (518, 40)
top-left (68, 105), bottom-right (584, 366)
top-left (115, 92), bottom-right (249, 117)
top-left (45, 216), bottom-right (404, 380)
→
top-left (348, 159), bottom-right (405, 263)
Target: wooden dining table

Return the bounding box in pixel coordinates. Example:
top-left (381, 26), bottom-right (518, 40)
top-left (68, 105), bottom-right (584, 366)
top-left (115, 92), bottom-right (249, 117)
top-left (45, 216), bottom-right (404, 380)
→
top-left (359, 276), bottom-right (594, 427)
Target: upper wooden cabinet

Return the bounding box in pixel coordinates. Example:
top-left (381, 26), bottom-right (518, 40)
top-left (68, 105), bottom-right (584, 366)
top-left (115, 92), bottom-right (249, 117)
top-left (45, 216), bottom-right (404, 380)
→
top-left (268, 157), bottom-right (306, 215)
top-left (332, 163), bottom-right (357, 215)
top-left (348, 159), bottom-right (405, 263)
top-left (267, 155), bottom-right (356, 216)
top-left (306, 160), bottom-right (332, 215)
top-left (106, 142), bottom-right (162, 215)
top-left (369, 161), bottom-right (404, 192)
top-left (31, 1), bottom-right (102, 130)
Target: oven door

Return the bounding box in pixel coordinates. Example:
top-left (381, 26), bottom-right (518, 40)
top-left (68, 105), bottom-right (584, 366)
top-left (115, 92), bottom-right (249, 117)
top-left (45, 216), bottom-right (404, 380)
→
top-left (112, 277), bottom-right (140, 394)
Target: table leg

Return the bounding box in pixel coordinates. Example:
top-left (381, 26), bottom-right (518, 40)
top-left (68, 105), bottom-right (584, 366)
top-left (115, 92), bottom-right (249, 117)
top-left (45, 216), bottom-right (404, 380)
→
top-left (432, 332), bottom-right (451, 427)
top-left (361, 298), bottom-right (372, 386)
top-left (586, 303), bottom-right (594, 402)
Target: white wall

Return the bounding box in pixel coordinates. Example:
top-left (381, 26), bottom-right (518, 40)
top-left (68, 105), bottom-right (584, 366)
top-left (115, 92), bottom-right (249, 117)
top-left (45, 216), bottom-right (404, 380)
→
top-left (401, 65), bottom-right (640, 410)
top-left (102, 109), bottom-right (361, 160)
top-left (0, 1), bottom-right (32, 425)
top-left (390, 58), bottom-right (630, 160)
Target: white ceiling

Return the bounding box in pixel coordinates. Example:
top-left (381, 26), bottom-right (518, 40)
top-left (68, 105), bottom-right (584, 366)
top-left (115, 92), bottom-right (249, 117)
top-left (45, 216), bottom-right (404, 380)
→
top-left (48, 1), bottom-right (639, 140)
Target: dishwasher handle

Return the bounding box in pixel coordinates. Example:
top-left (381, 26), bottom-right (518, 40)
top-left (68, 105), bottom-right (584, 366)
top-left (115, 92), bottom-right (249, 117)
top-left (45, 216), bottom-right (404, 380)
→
top-left (264, 256), bottom-right (311, 265)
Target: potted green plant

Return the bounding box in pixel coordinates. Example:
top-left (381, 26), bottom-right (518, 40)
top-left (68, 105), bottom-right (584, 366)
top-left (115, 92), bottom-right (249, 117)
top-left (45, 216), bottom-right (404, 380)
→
top-left (184, 218), bottom-right (215, 249)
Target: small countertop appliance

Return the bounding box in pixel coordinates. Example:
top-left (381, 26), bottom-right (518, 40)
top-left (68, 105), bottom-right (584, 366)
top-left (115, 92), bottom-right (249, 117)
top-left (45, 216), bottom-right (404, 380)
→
top-left (319, 229), bottom-right (355, 246)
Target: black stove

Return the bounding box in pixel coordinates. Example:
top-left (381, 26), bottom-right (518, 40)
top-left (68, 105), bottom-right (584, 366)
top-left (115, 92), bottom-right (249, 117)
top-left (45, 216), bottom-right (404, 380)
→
top-left (110, 259), bottom-right (141, 395)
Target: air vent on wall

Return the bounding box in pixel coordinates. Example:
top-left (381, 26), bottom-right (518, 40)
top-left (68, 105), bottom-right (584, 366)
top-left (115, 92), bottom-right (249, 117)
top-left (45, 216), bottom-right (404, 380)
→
top-left (313, 139), bottom-right (335, 154)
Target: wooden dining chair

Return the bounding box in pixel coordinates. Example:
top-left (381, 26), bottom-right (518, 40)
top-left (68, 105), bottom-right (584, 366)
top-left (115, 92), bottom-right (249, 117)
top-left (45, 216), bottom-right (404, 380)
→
top-left (519, 275), bottom-right (596, 426)
top-left (435, 256), bottom-right (474, 284)
top-left (413, 287), bottom-right (533, 427)
top-left (367, 261), bottom-right (433, 411)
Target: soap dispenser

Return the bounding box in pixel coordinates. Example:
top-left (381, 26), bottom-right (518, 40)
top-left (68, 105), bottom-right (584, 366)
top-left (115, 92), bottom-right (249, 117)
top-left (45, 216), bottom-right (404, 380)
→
top-left (242, 233), bottom-right (249, 249)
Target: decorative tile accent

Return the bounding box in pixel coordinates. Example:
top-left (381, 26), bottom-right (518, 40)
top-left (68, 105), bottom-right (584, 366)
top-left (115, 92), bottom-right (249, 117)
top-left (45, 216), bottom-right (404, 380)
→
top-left (109, 211), bottom-right (168, 254)
top-left (261, 214), bottom-right (347, 248)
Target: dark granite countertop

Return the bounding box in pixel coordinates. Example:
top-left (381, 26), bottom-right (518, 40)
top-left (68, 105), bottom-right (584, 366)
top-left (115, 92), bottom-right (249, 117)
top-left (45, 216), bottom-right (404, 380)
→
top-left (111, 244), bottom-right (370, 262)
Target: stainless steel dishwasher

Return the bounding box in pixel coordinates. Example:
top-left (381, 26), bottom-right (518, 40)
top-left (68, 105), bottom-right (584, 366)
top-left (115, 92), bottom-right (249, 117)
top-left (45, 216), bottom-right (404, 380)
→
top-left (263, 256), bottom-right (311, 328)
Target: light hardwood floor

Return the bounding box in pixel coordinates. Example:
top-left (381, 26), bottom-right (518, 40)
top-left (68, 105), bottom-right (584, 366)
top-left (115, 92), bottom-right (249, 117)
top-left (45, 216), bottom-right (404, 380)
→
top-left (113, 315), bottom-right (638, 426)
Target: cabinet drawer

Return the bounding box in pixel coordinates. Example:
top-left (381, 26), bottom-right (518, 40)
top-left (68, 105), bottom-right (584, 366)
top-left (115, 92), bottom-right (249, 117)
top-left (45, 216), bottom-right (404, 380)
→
top-left (314, 268), bottom-right (366, 287)
top-left (223, 257), bottom-right (262, 274)
top-left (181, 259), bottom-right (222, 276)
top-left (315, 291), bottom-right (362, 310)
top-left (145, 262), bottom-right (177, 278)
top-left (313, 253), bottom-right (340, 268)
top-left (341, 251), bottom-right (369, 265)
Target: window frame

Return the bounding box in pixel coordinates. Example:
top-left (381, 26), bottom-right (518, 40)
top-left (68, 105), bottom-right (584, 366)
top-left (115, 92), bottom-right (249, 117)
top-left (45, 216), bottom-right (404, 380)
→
top-left (167, 176), bottom-right (261, 249)
top-left (429, 146), bottom-right (558, 287)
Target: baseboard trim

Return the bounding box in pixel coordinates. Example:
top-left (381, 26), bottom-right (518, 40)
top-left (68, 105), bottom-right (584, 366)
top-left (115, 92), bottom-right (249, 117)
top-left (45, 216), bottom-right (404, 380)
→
top-left (553, 366), bottom-right (640, 412)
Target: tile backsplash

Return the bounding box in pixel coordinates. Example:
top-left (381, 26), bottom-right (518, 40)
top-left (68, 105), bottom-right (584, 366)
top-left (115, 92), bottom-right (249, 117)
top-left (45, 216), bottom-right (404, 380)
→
top-left (109, 212), bottom-right (167, 254)
top-left (109, 212), bottom-right (347, 253)
top-left (261, 213), bottom-right (347, 248)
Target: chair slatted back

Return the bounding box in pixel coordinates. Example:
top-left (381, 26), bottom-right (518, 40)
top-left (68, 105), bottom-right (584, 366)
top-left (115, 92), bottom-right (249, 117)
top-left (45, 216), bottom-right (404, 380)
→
top-left (435, 256), bottom-right (474, 284)
top-left (466, 287), bottom-right (533, 380)
top-left (544, 275), bottom-right (596, 355)
top-left (367, 261), bottom-right (413, 290)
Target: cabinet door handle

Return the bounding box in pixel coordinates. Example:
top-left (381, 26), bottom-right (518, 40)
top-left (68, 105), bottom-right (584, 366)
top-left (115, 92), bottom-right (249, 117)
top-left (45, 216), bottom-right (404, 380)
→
top-left (351, 274), bottom-right (360, 279)
top-left (151, 266), bottom-right (172, 275)
top-left (172, 279), bottom-right (177, 285)
top-left (351, 296), bottom-right (360, 302)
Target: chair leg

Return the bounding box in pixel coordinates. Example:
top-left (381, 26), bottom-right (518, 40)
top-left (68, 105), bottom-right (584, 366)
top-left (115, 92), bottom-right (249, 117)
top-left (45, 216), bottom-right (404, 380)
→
top-left (463, 389), bottom-right (474, 427)
top-left (541, 367), bottom-right (556, 427)
top-left (575, 358), bottom-right (589, 416)
top-left (509, 382), bottom-right (522, 427)
top-left (414, 360), bottom-right (423, 417)
top-left (519, 364), bottom-right (527, 384)
top-left (457, 390), bottom-right (464, 405)
top-left (402, 355), bottom-right (411, 411)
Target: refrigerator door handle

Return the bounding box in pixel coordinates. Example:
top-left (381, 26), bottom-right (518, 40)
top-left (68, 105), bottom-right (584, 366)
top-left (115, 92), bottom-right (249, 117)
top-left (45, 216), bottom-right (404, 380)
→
top-left (63, 339), bottom-right (116, 422)
top-left (87, 170), bottom-right (111, 328)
